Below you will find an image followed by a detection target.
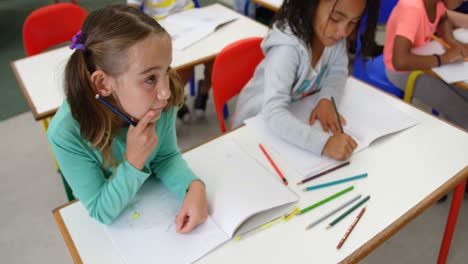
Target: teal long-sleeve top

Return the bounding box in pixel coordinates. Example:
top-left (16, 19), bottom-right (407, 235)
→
top-left (47, 102), bottom-right (199, 224)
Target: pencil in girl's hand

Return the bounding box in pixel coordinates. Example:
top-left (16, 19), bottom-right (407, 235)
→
top-left (96, 94), bottom-right (137, 126)
top-left (337, 207), bottom-right (366, 249)
top-left (259, 144), bottom-right (288, 185)
top-left (331, 96), bottom-right (343, 133)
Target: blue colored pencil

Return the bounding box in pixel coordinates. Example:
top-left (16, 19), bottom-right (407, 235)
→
top-left (96, 95), bottom-right (137, 126)
top-left (303, 173), bottom-right (368, 192)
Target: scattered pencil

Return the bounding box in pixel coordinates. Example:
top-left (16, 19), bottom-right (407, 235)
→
top-left (296, 162), bottom-right (350, 185)
top-left (299, 186), bottom-right (354, 215)
top-left (303, 173), bottom-right (368, 192)
top-left (337, 207), bottom-right (367, 249)
top-left (305, 194), bottom-right (361, 230)
top-left (327, 195), bottom-right (370, 229)
top-left (259, 144), bottom-right (289, 185)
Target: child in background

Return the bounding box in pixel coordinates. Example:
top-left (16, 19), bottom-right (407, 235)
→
top-left (128, 0), bottom-right (214, 121)
top-left (384, 0), bottom-right (468, 130)
top-left (232, 0), bottom-right (381, 161)
top-left (47, 5), bottom-right (208, 231)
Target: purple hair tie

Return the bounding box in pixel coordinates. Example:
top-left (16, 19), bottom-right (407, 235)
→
top-left (69, 31), bottom-right (86, 51)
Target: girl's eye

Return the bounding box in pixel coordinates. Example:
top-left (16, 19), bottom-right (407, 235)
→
top-left (145, 75), bottom-right (156, 85)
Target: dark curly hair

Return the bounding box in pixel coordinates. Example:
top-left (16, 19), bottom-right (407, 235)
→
top-left (275, 0), bottom-right (381, 58)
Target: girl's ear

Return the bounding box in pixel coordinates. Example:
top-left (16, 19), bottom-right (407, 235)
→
top-left (91, 70), bottom-right (113, 97)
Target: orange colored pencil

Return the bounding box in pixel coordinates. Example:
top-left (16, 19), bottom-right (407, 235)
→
top-left (431, 34), bottom-right (451, 49)
top-left (259, 144), bottom-right (288, 185)
top-left (337, 207), bottom-right (366, 250)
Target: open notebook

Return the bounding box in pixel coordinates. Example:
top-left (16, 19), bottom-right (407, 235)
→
top-left (411, 29), bottom-right (468, 84)
top-left (159, 4), bottom-right (239, 50)
top-left (105, 138), bottom-right (298, 264)
top-left (245, 77), bottom-right (418, 179)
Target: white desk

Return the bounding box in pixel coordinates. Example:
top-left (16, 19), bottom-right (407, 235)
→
top-left (53, 77), bottom-right (468, 264)
top-left (10, 4), bottom-right (268, 121)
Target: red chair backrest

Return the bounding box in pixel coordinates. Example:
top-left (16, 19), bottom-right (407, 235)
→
top-left (23, 3), bottom-right (87, 56)
top-left (211, 37), bottom-right (264, 133)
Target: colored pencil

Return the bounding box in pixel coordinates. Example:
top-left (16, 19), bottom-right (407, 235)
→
top-left (297, 161), bottom-right (350, 185)
top-left (305, 194), bottom-right (362, 230)
top-left (259, 144), bottom-right (288, 185)
top-left (96, 95), bottom-right (137, 126)
top-left (337, 207), bottom-right (367, 249)
top-left (299, 186), bottom-right (354, 215)
top-left (327, 195), bottom-right (370, 229)
top-left (303, 173), bottom-right (368, 192)
top-left (331, 96), bottom-right (343, 133)
top-left (431, 34), bottom-right (451, 49)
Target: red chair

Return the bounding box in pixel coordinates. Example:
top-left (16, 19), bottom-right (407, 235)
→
top-left (23, 3), bottom-right (87, 56)
top-left (22, 3), bottom-right (87, 201)
top-left (211, 37), bottom-right (264, 133)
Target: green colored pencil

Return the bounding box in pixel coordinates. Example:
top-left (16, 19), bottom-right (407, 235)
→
top-left (327, 195), bottom-right (371, 229)
top-left (299, 186), bottom-right (354, 215)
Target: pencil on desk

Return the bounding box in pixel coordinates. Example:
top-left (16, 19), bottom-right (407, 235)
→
top-left (299, 186), bottom-right (354, 215)
top-left (297, 161), bottom-right (350, 185)
top-left (259, 144), bottom-right (288, 185)
top-left (331, 96), bottom-right (344, 133)
top-left (337, 207), bottom-right (366, 249)
top-left (305, 194), bottom-right (361, 230)
top-left (303, 173), bottom-right (368, 192)
top-left (327, 195), bottom-right (370, 229)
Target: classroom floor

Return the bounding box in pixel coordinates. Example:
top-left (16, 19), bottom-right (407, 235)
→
top-left (0, 1), bottom-right (467, 264)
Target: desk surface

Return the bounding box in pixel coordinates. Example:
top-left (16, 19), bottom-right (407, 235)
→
top-left (53, 77), bottom-right (468, 264)
top-left (10, 4), bottom-right (268, 121)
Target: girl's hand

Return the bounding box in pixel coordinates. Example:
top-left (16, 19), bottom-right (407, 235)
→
top-left (125, 111), bottom-right (158, 170)
top-left (462, 43), bottom-right (468, 58)
top-left (175, 180), bottom-right (208, 233)
top-left (309, 98), bottom-right (347, 134)
top-left (322, 134), bottom-right (357, 161)
top-left (441, 45), bottom-right (464, 65)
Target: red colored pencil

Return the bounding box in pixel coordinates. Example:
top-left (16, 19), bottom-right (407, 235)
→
top-left (258, 144), bottom-right (288, 185)
top-left (337, 207), bottom-right (366, 249)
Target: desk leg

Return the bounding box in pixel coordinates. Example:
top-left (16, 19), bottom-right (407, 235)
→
top-left (437, 180), bottom-right (466, 264)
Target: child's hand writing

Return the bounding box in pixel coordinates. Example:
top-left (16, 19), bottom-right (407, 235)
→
top-left (322, 134), bottom-right (357, 161)
top-left (309, 98), bottom-right (347, 134)
top-left (125, 111), bottom-right (158, 170)
top-left (175, 180), bottom-right (208, 233)
top-left (441, 46), bottom-right (464, 64)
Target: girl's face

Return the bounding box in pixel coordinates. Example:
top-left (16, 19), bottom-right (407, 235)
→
top-left (111, 33), bottom-right (172, 123)
top-left (313, 0), bottom-right (366, 47)
top-left (444, 0), bottom-right (465, 10)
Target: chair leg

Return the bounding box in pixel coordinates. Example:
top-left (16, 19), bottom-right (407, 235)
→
top-left (437, 180), bottom-right (466, 264)
top-left (223, 105), bottom-right (229, 120)
top-left (58, 169), bottom-right (75, 202)
top-left (404, 70), bottom-right (424, 103)
top-left (190, 75), bottom-right (196, 96)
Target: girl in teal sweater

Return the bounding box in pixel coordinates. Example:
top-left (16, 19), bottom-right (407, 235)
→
top-left (47, 5), bottom-right (208, 232)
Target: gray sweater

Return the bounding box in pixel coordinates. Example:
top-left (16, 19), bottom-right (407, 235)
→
top-left (231, 24), bottom-right (348, 155)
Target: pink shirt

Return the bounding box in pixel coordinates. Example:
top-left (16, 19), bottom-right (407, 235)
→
top-left (384, 0), bottom-right (447, 71)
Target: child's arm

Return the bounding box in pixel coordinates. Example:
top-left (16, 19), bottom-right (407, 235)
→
top-left (261, 45), bottom-right (340, 156)
top-left (447, 10), bottom-right (468, 28)
top-left (150, 108), bottom-right (208, 233)
top-left (150, 108), bottom-right (200, 198)
top-left (48, 128), bottom-right (151, 224)
top-left (392, 35), bottom-right (463, 71)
